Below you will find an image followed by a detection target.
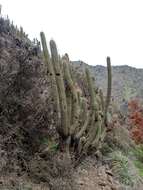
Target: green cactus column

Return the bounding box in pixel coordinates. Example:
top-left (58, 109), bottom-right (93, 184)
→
top-left (82, 69), bottom-right (98, 151)
top-left (40, 32), bottom-right (54, 76)
top-left (85, 68), bottom-right (98, 116)
top-left (50, 40), bottom-right (69, 137)
top-left (40, 32), bottom-right (61, 133)
top-left (99, 89), bottom-right (104, 112)
top-left (62, 54), bottom-right (80, 136)
top-left (75, 97), bottom-right (90, 139)
top-left (104, 57), bottom-right (112, 126)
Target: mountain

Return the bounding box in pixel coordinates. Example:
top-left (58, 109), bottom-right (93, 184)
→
top-left (72, 61), bottom-right (143, 108)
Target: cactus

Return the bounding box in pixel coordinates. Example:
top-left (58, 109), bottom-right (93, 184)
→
top-left (99, 89), bottom-right (104, 112)
top-left (62, 55), bottom-right (80, 136)
top-left (50, 40), bottom-right (69, 137)
top-left (85, 68), bottom-right (98, 115)
top-left (40, 32), bottom-right (112, 157)
top-left (40, 33), bottom-right (61, 132)
top-left (40, 32), bottom-right (53, 76)
top-left (75, 97), bottom-right (89, 139)
top-left (104, 56), bottom-right (112, 125)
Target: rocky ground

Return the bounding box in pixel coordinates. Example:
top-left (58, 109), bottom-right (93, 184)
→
top-left (74, 157), bottom-right (122, 190)
top-left (0, 156), bottom-right (124, 190)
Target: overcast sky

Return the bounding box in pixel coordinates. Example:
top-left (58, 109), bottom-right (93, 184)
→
top-left (0, 0), bottom-right (143, 68)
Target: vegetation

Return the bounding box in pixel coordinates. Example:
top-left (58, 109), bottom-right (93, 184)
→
top-left (1, 11), bottom-right (143, 190)
top-left (106, 150), bottom-right (143, 188)
top-left (128, 99), bottom-right (143, 144)
top-left (40, 32), bottom-right (112, 157)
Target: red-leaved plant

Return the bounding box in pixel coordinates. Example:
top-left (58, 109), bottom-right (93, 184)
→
top-left (128, 99), bottom-right (143, 144)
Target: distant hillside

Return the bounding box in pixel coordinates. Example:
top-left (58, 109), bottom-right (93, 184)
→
top-left (72, 61), bottom-right (143, 107)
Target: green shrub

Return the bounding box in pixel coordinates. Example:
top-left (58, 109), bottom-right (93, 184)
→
top-left (132, 145), bottom-right (143, 177)
top-left (106, 151), bottom-right (142, 187)
top-left (133, 145), bottom-right (143, 162)
top-left (109, 151), bottom-right (133, 186)
top-left (134, 160), bottom-right (143, 177)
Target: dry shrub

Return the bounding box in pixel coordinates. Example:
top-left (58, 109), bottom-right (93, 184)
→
top-left (128, 99), bottom-right (143, 144)
top-left (103, 112), bottom-right (135, 154)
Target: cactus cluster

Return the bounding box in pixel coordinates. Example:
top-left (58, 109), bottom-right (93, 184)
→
top-left (40, 32), bottom-right (112, 155)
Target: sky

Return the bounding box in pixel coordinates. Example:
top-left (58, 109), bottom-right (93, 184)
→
top-left (0, 0), bottom-right (143, 68)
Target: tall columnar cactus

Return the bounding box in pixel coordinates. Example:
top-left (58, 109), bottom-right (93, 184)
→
top-left (104, 56), bottom-right (112, 125)
top-left (40, 32), bottom-right (61, 132)
top-left (62, 55), bottom-right (80, 136)
top-left (50, 40), bottom-right (69, 137)
top-left (81, 68), bottom-right (102, 152)
top-left (40, 32), bottom-right (112, 156)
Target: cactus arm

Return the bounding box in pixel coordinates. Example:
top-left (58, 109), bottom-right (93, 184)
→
top-left (40, 32), bottom-right (61, 130)
top-left (75, 112), bottom-right (90, 139)
top-left (92, 115), bottom-right (103, 147)
top-left (104, 57), bottom-right (112, 125)
top-left (99, 89), bottom-right (105, 112)
top-left (75, 98), bottom-right (89, 139)
top-left (50, 40), bottom-right (69, 137)
top-left (85, 68), bottom-right (98, 116)
top-left (40, 32), bottom-right (53, 75)
top-left (62, 55), bottom-right (80, 136)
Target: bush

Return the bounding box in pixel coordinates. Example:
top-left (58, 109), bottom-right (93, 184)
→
top-left (128, 99), bottom-right (143, 144)
top-left (133, 145), bottom-right (143, 162)
top-left (132, 145), bottom-right (143, 177)
top-left (106, 151), bottom-right (142, 187)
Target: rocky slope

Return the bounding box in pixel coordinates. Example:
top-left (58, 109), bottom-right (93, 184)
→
top-left (0, 15), bottom-right (143, 190)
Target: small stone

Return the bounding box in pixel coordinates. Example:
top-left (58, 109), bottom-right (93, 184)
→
top-left (98, 180), bottom-right (107, 186)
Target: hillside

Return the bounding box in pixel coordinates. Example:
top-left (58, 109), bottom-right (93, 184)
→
top-left (72, 61), bottom-right (143, 108)
top-left (1, 15), bottom-right (143, 190)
